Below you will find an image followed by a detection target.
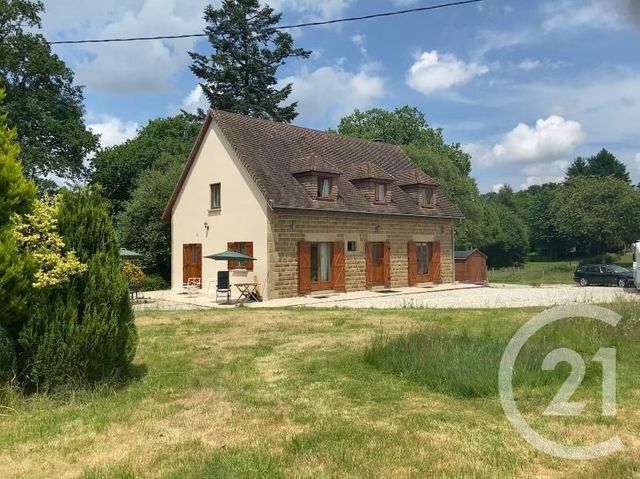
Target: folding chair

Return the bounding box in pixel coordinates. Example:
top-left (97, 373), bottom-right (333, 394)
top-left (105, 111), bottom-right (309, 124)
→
top-left (216, 271), bottom-right (231, 304)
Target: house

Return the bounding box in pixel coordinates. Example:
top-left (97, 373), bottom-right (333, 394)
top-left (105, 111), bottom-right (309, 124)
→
top-left (454, 249), bottom-right (488, 283)
top-left (163, 110), bottom-right (464, 300)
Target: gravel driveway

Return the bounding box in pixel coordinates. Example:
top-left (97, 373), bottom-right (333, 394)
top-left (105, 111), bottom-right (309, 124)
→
top-left (303, 284), bottom-right (639, 309)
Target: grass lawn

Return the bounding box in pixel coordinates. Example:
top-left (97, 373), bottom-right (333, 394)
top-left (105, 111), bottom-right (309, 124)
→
top-left (1, 306), bottom-right (639, 478)
top-left (488, 254), bottom-right (634, 285)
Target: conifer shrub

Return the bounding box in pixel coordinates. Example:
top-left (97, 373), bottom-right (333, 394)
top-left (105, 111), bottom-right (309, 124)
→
top-left (0, 89), bottom-right (35, 380)
top-left (17, 188), bottom-right (138, 389)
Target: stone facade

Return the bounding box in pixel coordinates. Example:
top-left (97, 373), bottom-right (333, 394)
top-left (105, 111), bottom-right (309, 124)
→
top-left (267, 209), bottom-right (456, 299)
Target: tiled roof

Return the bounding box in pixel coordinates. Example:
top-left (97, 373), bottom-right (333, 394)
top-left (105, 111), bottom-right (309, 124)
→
top-left (163, 110), bottom-right (464, 221)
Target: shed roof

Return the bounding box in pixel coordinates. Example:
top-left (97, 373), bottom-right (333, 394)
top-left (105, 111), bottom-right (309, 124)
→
top-left (454, 249), bottom-right (488, 260)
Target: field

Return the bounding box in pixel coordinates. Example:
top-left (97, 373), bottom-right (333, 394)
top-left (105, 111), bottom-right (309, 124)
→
top-left (488, 254), bottom-right (634, 285)
top-left (1, 306), bottom-right (640, 478)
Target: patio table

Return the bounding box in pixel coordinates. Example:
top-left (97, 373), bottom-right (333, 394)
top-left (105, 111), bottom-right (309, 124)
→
top-left (234, 283), bottom-right (261, 304)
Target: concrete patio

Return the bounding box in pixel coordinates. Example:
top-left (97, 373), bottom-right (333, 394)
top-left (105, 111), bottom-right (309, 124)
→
top-left (132, 282), bottom-right (640, 312)
top-left (135, 283), bottom-right (484, 311)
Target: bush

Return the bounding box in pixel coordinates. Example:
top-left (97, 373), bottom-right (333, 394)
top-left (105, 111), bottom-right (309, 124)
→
top-left (0, 326), bottom-right (15, 381)
top-left (142, 274), bottom-right (169, 292)
top-left (578, 253), bottom-right (620, 266)
top-left (15, 188), bottom-right (138, 390)
top-left (122, 260), bottom-right (145, 285)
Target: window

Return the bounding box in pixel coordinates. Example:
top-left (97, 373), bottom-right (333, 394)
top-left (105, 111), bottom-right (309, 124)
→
top-left (317, 177), bottom-right (332, 199)
top-left (374, 183), bottom-right (387, 203)
top-left (210, 183), bottom-right (221, 210)
top-left (371, 243), bottom-right (383, 266)
top-left (310, 242), bottom-right (332, 283)
top-left (347, 241), bottom-right (357, 252)
top-left (422, 188), bottom-right (435, 207)
top-left (417, 242), bottom-right (432, 276)
top-left (228, 241), bottom-right (253, 270)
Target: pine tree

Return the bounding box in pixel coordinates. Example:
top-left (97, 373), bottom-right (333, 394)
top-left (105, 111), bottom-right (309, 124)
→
top-left (189, 0), bottom-right (311, 122)
top-left (565, 149), bottom-right (630, 183)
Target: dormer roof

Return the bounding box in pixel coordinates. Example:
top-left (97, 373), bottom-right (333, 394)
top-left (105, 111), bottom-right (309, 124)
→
top-left (346, 161), bottom-right (395, 183)
top-left (395, 168), bottom-right (439, 187)
top-left (290, 153), bottom-right (342, 176)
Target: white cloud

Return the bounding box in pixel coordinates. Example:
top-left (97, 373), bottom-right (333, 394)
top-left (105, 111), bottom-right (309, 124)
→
top-left (88, 116), bottom-right (139, 148)
top-left (465, 116), bottom-right (585, 168)
top-left (492, 183), bottom-right (505, 193)
top-left (44, 0), bottom-right (211, 93)
top-left (543, 0), bottom-right (640, 32)
top-left (635, 153), bottom-right (640, 171)
top-left (350, 34), bottom-right (368, 56)
top-left (181, 85), bottom-right (208, 114)
top-left (520, 160), bottom-right (569, 188)
top-left (282, 64), bottom-right (385, 123)
top-left (351, 34), bottom-right (365, 46)
top-left (493, 116), bottom-right (585, 165)
top-left (517, 58), bottom-right (570, 72)
top-left (473, 29), bottom-right (536, 58)
top-left (406, 51), bottom-right (488, 95)
top-left (268, 0), bottom-right (355, 21)
top-left (518, 59), bottom-right (541, 71)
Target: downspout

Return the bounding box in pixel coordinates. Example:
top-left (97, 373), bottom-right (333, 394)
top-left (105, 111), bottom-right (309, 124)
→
top-left (451, 221), bottom-right (456, 284)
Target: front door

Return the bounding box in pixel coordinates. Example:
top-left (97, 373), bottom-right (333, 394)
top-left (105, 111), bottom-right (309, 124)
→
top-left (310, 242), bottom-right (333, 290)
top-left (183, 243), bottom-right (202, 285)
top-left (408, 241), bottom-right (441, 285)
top-left (366, 242), bottom-right (389, 287)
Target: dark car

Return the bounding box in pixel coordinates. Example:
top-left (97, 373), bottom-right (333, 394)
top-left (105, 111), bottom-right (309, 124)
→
top-left (573, 264), bottom-right (634, 288)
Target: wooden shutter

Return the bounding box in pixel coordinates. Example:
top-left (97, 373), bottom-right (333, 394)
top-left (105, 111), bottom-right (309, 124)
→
top-left (246, 242), bottom-right (254, 271)
top-left (183, 244), bottom-right (190, 284)
top-left (365, 242), bottom-right (372, 287)
top-left (195, 244), bottom-right (202, 286)
top-left (227, 242), bottom-right (236, 270)
top-left (431, 241), bottom-right (442, 283)
top-left (298, 241), bottom-right (311, 294)
top-left (333, 241), bottom-right (345, 291)
top-left (383, 241), bottom-right (391, 287)
top-left (407, 241), bottom-right (417, 285)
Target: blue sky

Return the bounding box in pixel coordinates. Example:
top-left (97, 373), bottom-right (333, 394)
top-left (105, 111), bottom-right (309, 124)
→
top-left (41, 0), bottom-right (640, 192)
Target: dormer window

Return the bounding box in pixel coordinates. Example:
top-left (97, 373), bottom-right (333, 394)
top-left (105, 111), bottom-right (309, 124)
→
top-left (374, 183), bottom-right (387, 203)
top-left (422, 188), bottom-right (435, 208)
top-left (318, 177), bottom-right (332, 199)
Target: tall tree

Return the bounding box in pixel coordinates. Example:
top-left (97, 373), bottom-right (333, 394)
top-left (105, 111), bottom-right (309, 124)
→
top-left (0, 0), bottom-right (98, 182)
top-left (189, 0), bottom-right (310, 122)
top-left (551, 176), bottom-right (640, 255)
top-left (118, 154), bottom-right (184, 280)
top-left (515, 183), bottom-right (569, 259)
top-left (477, 199), bottom-right (529, 267)
top-left (565, 149), bottom-right (630, 183)
top-left (337, 107), bottom-right (428, 146)
top-left (91, 114), bottom-right (200, 213)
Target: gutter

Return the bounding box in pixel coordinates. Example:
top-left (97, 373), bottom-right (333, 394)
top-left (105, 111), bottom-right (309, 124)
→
top-left (271, 205), bottom-right (465, 221)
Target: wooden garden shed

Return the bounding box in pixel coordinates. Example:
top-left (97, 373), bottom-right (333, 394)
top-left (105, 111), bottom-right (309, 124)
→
top-left (455, 250), bottom-right (488, 283)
